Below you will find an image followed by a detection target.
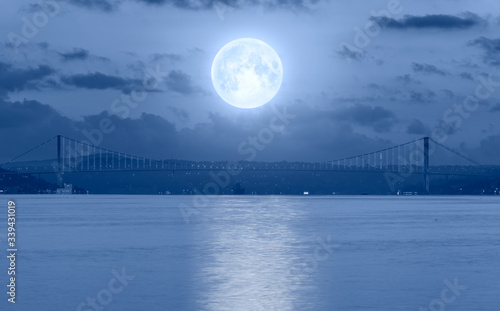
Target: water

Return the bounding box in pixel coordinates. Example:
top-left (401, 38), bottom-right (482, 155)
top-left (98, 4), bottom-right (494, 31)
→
top-left (0, 195), bottom-right (499, 310)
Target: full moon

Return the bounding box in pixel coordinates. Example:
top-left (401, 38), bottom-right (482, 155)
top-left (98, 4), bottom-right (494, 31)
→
top-left (211, 38), bottom-right (283, 109)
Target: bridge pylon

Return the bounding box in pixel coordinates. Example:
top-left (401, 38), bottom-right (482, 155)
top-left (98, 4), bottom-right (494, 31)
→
top-left (57, 135), bottom-right (63, 187)
top-left (423, 137), bottom-right (430, 194)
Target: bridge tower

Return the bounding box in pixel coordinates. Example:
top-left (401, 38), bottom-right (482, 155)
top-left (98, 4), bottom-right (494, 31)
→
top-left (423, 137), bottom-right (430, 194)
top-left (57, 135), bottom-right (61, 169)
top-left (57, 135), bottom-right (63, 187)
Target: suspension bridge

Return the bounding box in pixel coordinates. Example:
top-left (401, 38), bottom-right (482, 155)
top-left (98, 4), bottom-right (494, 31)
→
top-left (0, 135), bottom-right (488, 193)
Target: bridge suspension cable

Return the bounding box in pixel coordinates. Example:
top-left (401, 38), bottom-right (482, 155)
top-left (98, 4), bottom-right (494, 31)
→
top-left (328, 137), bottom-right (427, 173)
top-left (0, 136), bottom-right (58, 168)
top-left (429, 138), bottom-right (481, 167)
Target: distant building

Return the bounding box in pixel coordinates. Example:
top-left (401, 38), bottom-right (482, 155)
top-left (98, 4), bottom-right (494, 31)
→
top-left (398, 191), bottom-right (418, 196)
top-left (57, 183), bottom-right (73, 194)
top-left (232, 183), bottom-right (246, 195)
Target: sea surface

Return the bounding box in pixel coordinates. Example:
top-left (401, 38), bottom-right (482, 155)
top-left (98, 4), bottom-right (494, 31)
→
top-left (0, 195), bottom-right (499, 310)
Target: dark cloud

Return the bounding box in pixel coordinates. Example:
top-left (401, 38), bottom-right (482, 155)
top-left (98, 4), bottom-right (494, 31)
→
top-left (0, 62), bottom-right (55, 96)
top-left (467, 135), bottom-right (500, 165)
top-left (165, 70), bottom-right (202, 95)
top-left (5, 98), bottom-right (497, 165)
top-left (407, 119), bottom-right (429, 135)
top-left (37, 42), bottom-right (49, 50)
top-left (149, 53), bottom-right (183, 63)
top-left (80, 112), bottom-right (178, 158)
top-left (0, 98), bottom-right (395, 163)
top-left (0, 99), bottom-right (77, 161)
top-left (408, 89), bottom-right (436, 104)
top-left (440, 89), bottom-right (454, 99)
top-left (136, 0), bottom-right (322, 10)
top-left (337, 44), bottom-right (365, 62)
top-left (167, 107), bottom-right (189, 122)
top-left (489, 103), bottom-right (500, 113)
top-left (0, 100), bottom-right (56, 129)
top-left (459, 72), bottom-right (474, 80)
top-left (396, 74), bottom-right (420, 85)
top-left (59, 48), bottom-right (90, 61)
top-left (61, 72), bottom-right (143, 93)
top-left (65, 0), bottom-right (323, 11)
top-left (69, 0), bottom-right (118, 11)
top-left (332, 104), bottom-right (397, 133)
top-left (58, 48), bottom-right (109, 62)
top-left (261, 0), bottom-right (323, 10)
top-left (412, 62), bottom-right (448, 76)
top-left (0, 99), bottom-right (177, 162)
top-left (468, 37), bottom-right (500, 66)
top-left (136, 0), bottom-right (214, 9)
top-left (371, 12), bottom-right (484, 30)
top-left (436, 118), bottom-right (458, 136)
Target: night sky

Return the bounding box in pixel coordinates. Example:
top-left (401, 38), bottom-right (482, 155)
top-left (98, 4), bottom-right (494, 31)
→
top-left (1, 0), bottom-right (500, 164)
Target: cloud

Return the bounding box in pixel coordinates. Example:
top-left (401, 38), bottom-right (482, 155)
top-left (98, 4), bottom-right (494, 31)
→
top-left (0, 99), bottom-right (77, 161)
top-left (332, 104), bottom-right (397, 133)
top-left (459, 72), bottom-right (474, 80)
top-left (408, 89), bottom-right (436, 104)
top-left (0, 98), bottom-right (396, 163)
top-left (412, 62), bottom-right (448, 76)
top-left (61, 70), bottom-right (197, 95)
top-left (59, 48), bottom-right (90, 61)
top-left (64, 0), bottom-right (324, 11)
top-left (468, 37), bottom-right (500, 66)
top-left (396, 74), bottom-right (420, 85)
top-left (58, 48), bottom-right (110, 62)
top-left (337, 44), bottom-right (365, 62)
top-left (8, 97), bottom-right (496, 165)
top-left (69, 0), bottom-right (119, 11)
top-left (436, 118), bottom-right (458, 136)
top-left (371, 12), bottom-right (484, 30)
top-left (135, 0), bottom-right (322, 11)
top-left (466, 135), bottom-right (500, 165)
top-left (260, 0), bottom-right (323, 10)
top-left (407, 119), bottom-right (429, 135)
top-left (0, 99), bottom-right (177, 162)
top-left (440, 89), bottom-right (454, 99)
top-left (37, 42), bottom-right (49, 50)
top-left (136, 0), bottom-right (213, 9)
top-left (61, 72), bottom-right (144, 93)
top-left (80, 111), bottom-right (179, 157)
top-left (167, 107), bottom-right (189, 121)
top-left (0, 62), bottom-right (55, 96)
top-left (489, 103), bottom-right (500, 112)
top-left (165, 70), bottom-right (203, 95)
top-left (149, 53), bottom-right (183, 63)
top-left (0, 99), bottom-right (67, 129)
